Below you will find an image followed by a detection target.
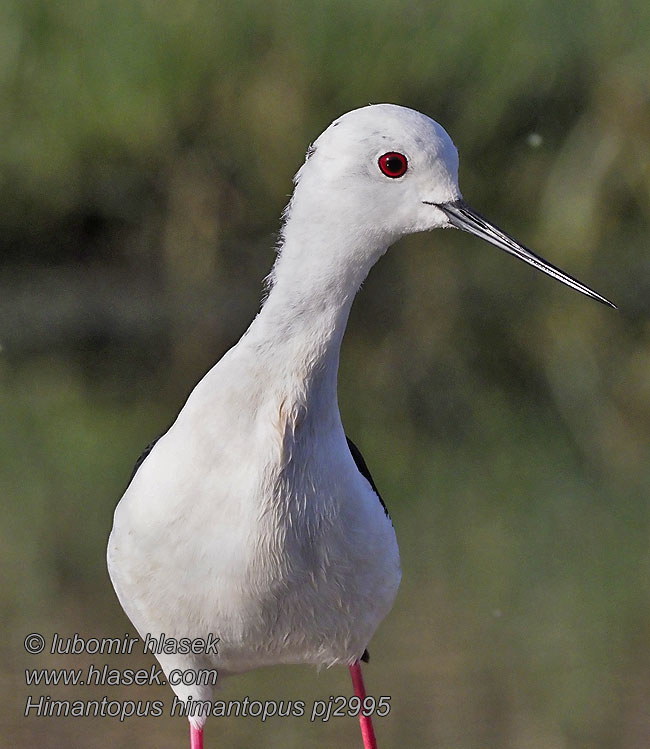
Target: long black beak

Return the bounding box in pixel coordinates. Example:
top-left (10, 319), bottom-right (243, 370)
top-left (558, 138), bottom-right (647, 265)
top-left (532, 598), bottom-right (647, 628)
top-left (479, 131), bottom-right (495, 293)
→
top-left (430, 199), bottom-right (616, 308)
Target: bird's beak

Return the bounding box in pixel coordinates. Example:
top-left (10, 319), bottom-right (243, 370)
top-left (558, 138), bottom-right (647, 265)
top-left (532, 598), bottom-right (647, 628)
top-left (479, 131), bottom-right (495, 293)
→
top-left (432, 199), bottom-right (616, 308)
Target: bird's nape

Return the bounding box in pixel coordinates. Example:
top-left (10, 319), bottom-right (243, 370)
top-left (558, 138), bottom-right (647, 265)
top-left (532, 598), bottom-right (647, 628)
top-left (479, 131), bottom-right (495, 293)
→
top-left (431, 199), bottom-right (616, 308)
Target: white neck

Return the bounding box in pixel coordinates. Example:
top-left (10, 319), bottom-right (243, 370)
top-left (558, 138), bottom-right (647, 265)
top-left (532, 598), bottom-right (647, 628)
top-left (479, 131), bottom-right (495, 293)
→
top-left (243, 196), bottom-right (392, 420)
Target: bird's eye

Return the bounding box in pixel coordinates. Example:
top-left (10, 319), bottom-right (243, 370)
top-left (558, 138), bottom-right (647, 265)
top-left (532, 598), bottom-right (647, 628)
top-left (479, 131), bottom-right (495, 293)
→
top-left (378, 152), bottom-right (408, 178)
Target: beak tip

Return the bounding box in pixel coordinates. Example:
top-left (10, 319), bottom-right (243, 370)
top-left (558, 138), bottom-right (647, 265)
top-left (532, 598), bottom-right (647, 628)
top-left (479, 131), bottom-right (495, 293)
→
top-left (436, 200), bottom-right (617, 312)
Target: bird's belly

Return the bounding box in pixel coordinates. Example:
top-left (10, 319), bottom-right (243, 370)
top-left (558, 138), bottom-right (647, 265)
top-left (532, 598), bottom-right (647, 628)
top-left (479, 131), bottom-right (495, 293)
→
top-left (227, 518), bottom-right (400, 672)
top-left (109, 481), bottom-right (400, 676)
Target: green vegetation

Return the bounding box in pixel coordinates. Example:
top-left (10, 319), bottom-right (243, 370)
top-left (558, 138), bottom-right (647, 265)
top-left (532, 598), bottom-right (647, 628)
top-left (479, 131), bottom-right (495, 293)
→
top-left (2, 1), bottom-right (649, 746)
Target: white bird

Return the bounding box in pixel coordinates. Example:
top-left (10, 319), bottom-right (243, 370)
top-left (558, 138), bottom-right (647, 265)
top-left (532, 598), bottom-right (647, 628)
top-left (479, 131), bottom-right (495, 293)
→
top-left (107, 103), bottom-right (614, 749)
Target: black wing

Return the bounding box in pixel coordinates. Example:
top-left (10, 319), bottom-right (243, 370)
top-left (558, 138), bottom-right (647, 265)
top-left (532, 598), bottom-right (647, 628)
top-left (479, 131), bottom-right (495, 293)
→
top-left (126, 435), bottom-right (162, 489)
top-left (346, 435), bottom-right (390, 519)
top-left (346, 435), bottom-right (390, 665)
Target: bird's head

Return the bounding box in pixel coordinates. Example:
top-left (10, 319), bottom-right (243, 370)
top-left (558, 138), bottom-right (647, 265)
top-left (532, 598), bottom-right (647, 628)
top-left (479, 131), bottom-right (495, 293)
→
top-left (290, 103), bottom-right (614, 307)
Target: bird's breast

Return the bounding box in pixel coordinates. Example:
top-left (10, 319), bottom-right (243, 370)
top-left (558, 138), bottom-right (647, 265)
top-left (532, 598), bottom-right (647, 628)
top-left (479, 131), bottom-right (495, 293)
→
top-left (108, 414), bottom-right (400, 673)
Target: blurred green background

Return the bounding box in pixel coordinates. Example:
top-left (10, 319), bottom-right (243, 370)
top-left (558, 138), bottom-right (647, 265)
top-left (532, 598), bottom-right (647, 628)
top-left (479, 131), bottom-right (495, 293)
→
top-left (2, 0), bottom-right (649, 746)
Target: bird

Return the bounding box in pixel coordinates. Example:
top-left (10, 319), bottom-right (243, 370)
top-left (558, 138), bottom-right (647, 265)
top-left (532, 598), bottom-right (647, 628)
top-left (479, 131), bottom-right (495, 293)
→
top-left (107, 103), bottom-right (614, 749)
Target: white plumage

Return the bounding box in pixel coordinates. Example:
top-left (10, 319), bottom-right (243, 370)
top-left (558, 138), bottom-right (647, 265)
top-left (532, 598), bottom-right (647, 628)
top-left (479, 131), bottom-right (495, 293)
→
top-left (107, 104), bottom-right (612, 747)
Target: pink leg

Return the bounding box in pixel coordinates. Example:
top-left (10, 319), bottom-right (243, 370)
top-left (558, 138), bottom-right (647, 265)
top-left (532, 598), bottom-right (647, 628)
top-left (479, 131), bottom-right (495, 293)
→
top-left (349, 660), bottom-right (378, 749)
top-left (190, 723), bottom-right (203, 749)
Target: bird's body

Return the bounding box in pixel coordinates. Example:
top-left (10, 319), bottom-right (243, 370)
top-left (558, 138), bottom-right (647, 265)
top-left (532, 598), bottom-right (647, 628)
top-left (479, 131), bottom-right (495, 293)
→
top-left (108, 320), bottom-right (400, 685)
top-left (107, 105), bottom-right (409, 704)
top-left (108, 104), bottom-right (613, 747)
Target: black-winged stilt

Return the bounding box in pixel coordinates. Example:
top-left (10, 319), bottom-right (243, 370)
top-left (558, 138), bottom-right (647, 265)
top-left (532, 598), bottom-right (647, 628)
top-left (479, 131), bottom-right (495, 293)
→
top-left (107, 104), bottom-right (614, 749)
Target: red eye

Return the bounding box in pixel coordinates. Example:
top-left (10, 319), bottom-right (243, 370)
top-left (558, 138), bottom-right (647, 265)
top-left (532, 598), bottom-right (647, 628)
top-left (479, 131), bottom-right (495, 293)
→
top-left (378, 152), bottom-right (408, 178)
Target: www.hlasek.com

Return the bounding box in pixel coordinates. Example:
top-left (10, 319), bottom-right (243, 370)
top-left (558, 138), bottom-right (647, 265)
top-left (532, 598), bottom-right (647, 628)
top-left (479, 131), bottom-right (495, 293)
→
top-left (23, 632), bottom-right (391, 723)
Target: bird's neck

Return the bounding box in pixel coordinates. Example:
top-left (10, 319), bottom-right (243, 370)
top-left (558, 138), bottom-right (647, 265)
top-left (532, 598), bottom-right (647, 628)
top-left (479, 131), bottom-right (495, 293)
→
top-left (244, 209), bottom-right (390, 419)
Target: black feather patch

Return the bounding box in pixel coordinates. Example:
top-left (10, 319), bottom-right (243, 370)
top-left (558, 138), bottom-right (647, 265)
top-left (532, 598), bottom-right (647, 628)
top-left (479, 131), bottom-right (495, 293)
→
top-left (126, 435), bottom-right (162, 488)
top-left (346, 436), bottom-right (390, 519)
